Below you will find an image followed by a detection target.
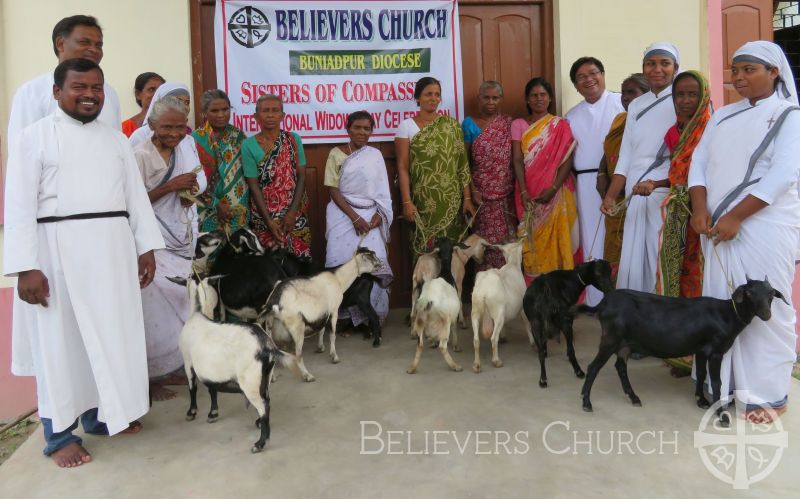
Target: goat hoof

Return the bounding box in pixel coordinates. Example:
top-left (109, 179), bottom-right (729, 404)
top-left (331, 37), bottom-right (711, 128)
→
top-left (452, 364), bottom-right (463, 372)
top-left (406, 367), bottom-right (417, 374)
top-left (492, 360), bottom-right (503, 368)
top-left (372, 338), bottom-right (381, 348)
top-left (207, 415), bottom-right (219, 423)
top-left (631, 397), bottom-right (642, 407)
top-left (582, 404), bottom-right (593, 412)
top-left (330, 356), bottom-right (341, 364)
top-left (315, 346), bottom-right (325, 353)
top-left (302, 374), bottom-right (316, 382)
top-left (696, 397), bottom-right (711, 409)
top-left (575, 370), bottom-right (586, 379)
top-left (251, 444), bottom-right (265, 454)
top-left (185, 414), bottom-right (197, 421)
top-left (453, 345), bottom-right (462, 353)
top-left (472, 364), bottom-right (481, 373)
top-left (539, 379), bottom-right (548, 388)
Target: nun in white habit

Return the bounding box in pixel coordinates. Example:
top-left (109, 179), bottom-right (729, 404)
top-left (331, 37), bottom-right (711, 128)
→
top-left (688, 40), bottom-right (800, 418)
top-left (601, 43), bottom-right (679, 293)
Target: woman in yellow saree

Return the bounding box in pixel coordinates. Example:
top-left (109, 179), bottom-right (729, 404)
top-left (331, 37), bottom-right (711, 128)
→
top-left (512, 78), bottom-right (581, 284)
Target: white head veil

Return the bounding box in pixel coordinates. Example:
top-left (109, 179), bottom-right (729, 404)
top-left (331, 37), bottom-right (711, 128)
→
top-left (643, 42), bottom-right (680, 65)
top-left (129, 81), bottom-right (191, 147)
top-left (732, 40), bottom-right (798, 105)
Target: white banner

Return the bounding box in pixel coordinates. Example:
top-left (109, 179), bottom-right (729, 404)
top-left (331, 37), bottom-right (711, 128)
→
top-left (214, 0), bottom-right (463, 143)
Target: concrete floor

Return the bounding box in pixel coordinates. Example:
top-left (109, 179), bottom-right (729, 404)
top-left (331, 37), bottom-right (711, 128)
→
top-left (0, 311), bottom-right (798, 498)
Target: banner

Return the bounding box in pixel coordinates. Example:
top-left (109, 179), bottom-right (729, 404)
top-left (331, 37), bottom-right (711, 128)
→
top-left (215, 0), bottom-right (463, 143)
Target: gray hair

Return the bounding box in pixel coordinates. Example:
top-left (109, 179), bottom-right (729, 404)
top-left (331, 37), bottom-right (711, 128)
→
top-left (200, 89), bottom-right (231, 112)
top-left (255, 93), bottom-right (283, 111)
top-left (148, 95), bottom-right (189, 125)
top-left (478, 80), bottom-right (503, 97)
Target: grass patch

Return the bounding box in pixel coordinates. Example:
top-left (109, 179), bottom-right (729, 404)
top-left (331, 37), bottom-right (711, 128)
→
top-left (0, 419), bottom-right (38, 466)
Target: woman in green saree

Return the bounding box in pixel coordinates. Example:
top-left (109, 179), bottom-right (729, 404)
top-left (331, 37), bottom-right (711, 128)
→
top-left (395, 77), bottom-right (475, 256)
top-left (192, 89), bottom-right (249, 233)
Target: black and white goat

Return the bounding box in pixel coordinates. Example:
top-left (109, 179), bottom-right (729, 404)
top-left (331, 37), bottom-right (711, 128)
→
top-left (168, 273), bottom-right (300, 453)
top-left (193, 230), bottom-right (226, 273)
top-left (407, 238), bottom-right (465, 374)
top-left (209, 228), bottom-right (287, 321)
top-left (470, 239), bottom-right (528, 373)
top-left (263, 248), bottom-right (382, 382)
top-left (580, 278), bottom-right (787, 425)
top-left (522, 259), bottom-right (613, 388)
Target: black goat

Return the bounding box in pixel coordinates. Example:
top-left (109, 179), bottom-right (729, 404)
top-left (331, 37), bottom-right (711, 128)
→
top-left (209, 229), bottom-right (287, 321)
top-left (580, 278), bottom-right (787, 425)
top-left (522, 259), bottom-right (613, 388)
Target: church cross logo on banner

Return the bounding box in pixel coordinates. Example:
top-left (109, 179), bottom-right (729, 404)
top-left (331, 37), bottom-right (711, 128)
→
top-left (228, 6), bottom-right (271, 48)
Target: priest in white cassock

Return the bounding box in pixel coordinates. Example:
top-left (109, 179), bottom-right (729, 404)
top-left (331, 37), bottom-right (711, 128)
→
top-left (7, 15), bottom-right (121, 147)
top-left (133, 95), bottom-right (206, 401)
top-left (565, 56), bottom-right (624, 305)
top-left (688, 41), bottom-right (800, 422)
top-left (601, 43), bottom-right (679, 293)
top-left (3, 59), bottom-right (163, 468)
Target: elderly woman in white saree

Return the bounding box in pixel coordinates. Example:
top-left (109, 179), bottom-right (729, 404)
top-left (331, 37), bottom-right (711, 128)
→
top-left (134, 96), bottom-right (206, 400)
top-left (689, 41), bottom-right (800, 423)
top-left (324, 111), bottom-right (393, 327)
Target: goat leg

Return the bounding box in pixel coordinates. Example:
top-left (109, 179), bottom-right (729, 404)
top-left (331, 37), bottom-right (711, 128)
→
top-left (490, 317), bottom-right (504, 368)
top-left (471, 310), bottom-right (481, 373)
top-left (207, 386), bottom-right (220, 423)
top-left (708, 354), bottom-right (730, 427)
top-left (407, 332), bottom-right (425, 374)
top-left (294, 335), bottom-right (315, 382)
top-left (694, 352), bottom-right (710, 409)
top-left (439, 329), bottom-right (463, 372)
top-left (186, 367), bottom-right (199, 421)
top-left (531, 318), bottom-right (548, 387)
top-left (242, 375), bottom-right (269, 453)
top-left (581, 344), bottom-right (616, 412)
top-left (614, 356), bottom-right (641, 406)
top-left (357, 300), bottom-right (382, 348)
top-left (316, 326), bottom-right (325, 353)
top-left (561, 317), bottom-right (585, 378)
top-left (328, 315), bottom-right (341, 364)
top-left (450, 322), bottom-right (461, 352)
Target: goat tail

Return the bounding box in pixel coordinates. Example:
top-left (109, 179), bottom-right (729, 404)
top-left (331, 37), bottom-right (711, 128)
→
top-left (276, 350), bottom-right (303, 379)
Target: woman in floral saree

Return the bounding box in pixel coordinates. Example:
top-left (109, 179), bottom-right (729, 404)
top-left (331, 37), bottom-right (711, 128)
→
top-left (463, 80), bottom-right (516, 270)
top-left (396, 77), bottom-right (474, 256)
top-left (656, 70), bottom-right (712, 376)
top-left (192, 89), bottom-right (249, 233)
top-left (512, 77), bottom-right (580, 284)
top-left (242, 94), bottom-right (311, 258)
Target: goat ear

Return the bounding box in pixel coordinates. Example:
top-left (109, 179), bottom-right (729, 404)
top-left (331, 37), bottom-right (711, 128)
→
top-left (166, 276), bottom-right (187, 286)
top-left (772, 289), bottom-right (790, 306)
top-left (732, 286), bottom-right (746, 304)
top-left (745, 274), bottom-right (753, 283)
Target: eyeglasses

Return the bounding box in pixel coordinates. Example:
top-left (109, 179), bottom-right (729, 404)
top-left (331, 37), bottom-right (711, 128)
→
top-left (576, 70), bottom-right (603, 83)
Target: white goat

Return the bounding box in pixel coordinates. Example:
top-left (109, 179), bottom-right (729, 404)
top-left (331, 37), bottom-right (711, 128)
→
top-left (168, 274), bottom-right (300, 453)
top-left (410, 234), bottom-right (487, 330)
top-left (264, 248), bottom-right (382, 382)
top-left (407, 238), bottom-right (463, 373)
top-left (470, 239), bottom-right (529, 373)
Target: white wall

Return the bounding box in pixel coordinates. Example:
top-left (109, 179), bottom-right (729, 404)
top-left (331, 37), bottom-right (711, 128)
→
top-left (0, 0), bottom-right (195, 160)
top-left (554, 0), bottom-right (707, 113)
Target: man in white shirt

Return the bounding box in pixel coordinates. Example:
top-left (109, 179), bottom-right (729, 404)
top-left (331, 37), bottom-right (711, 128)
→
top-left (565, 57), bottom-right (624, 305)
top-left (7, 14), bottom-right (121, 147)
top-left (3, 58), bottom-right (163, 468)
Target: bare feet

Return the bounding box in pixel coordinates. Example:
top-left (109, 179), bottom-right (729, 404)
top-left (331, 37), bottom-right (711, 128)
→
top-left (157, 372), bottom-right (188, 386)
top-left (120, 420), bottom-right (143, 434)
top-left (745, 406), bottom-right (787, 424)
top-left (50, 442), bottom-right (92, 468)
top-left (150, 383), bottom-right (177, 401)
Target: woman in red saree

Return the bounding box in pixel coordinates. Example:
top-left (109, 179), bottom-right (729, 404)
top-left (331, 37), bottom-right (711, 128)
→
top-left (512, 78), bottom-right (581, 284)
top-left (242, 94), bottom-right (311, 258)
top-left (462, 81), bottom-right (516, 270)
